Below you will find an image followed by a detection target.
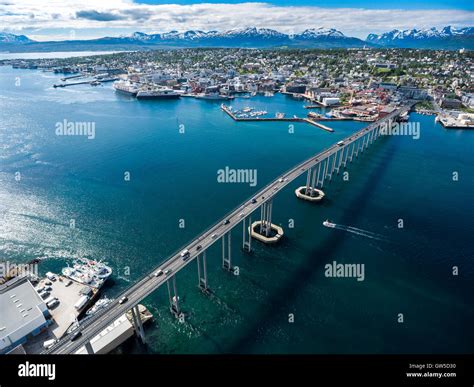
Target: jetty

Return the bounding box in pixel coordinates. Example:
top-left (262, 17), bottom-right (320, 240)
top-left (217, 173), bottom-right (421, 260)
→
top-left (53, 77), bottom-right (118, 88)
top-left (220, 104), bottom-right (334, 132)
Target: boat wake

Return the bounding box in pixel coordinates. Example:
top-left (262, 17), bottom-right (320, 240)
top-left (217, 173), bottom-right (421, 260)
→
top-left (323, 220), bottom-right (388, 241)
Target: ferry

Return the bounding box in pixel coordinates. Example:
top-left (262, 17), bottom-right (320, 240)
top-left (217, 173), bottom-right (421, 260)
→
top-left (62, 258), bottom-right (112, 289)
top-left (323, 219), bottom-right (336, 228)
top-left (136, 86), bottom-right (180, 100)
top-left (113, 80), bottom-right (139, 96)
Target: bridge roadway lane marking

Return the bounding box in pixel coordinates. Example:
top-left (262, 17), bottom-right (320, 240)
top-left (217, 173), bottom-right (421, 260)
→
top-left (48, 105), bottom-right (412, 354)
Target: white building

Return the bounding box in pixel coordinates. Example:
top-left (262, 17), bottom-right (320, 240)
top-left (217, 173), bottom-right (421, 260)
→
top-left (0, 277), bottom-right (50, 354)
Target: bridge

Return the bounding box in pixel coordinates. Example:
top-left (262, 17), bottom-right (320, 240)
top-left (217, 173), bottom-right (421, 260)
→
top-left (45, 102), bottom-right (415, 354)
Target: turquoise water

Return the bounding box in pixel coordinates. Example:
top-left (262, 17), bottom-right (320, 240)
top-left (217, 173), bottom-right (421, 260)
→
top-left (1, 66), bottom-right (473, 354)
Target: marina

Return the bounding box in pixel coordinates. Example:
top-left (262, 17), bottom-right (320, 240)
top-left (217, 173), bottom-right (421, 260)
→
top-left (220, 103), bottom-right (335, 132)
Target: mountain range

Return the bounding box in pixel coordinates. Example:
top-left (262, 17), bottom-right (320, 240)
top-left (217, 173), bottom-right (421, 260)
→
top-left (0, 26), bottom-right (472, 52)
top-left (367, 26), bottom-right (474, 49)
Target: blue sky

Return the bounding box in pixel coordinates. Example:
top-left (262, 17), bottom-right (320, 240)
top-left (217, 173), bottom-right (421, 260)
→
top-left (1, 0), bottom-right (473, 41)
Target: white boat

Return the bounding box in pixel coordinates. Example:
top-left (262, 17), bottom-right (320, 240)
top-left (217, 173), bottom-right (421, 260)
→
top-left (136, 87), bottom-right (180, 100)
top-left (323, 219), bottom-right (336, 228)
top-left (113, 80), bottom-right (139, 96)
top-left (61, 258), bottom-right (112, 289)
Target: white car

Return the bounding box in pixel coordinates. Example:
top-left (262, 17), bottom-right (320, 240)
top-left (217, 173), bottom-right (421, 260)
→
top-left (154, 270), bottom-right (163, 277)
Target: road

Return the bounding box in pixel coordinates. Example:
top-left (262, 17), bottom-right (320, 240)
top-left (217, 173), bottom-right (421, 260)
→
top-left (45, 103), bottom-right (413, 354)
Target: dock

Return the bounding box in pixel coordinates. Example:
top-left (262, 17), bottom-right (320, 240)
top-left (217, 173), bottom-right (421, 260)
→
top-left (53, 77), bottom-right (118, 88)
top-left (220, 104), bottom-right (334, 132)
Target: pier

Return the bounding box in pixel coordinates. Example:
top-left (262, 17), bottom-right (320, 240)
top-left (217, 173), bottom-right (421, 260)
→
top-left (53, 77), bottom-right (118, 88)
top-left (44, 102), bottom-right (414, 355)
top-left (221, 104), bottom-right (334, 132)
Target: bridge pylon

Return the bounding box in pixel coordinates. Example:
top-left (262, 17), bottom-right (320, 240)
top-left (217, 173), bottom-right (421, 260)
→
top-left (131, 304), bottom-right (146, 344)
top-left (242, 215), bottom-right (252, 253)
top-left (166, 275), bottom-right (181, 318)
top-left (197, 251), bottom-right (209, 292)
top-left (222, 231), bottom-right (232, 271)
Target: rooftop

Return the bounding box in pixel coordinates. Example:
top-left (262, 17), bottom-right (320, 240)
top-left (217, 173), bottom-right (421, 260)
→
top-left (0, 277), bottom-right (48, 353)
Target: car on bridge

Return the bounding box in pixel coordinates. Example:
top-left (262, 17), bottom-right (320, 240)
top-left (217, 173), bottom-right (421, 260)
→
top-left (180, 249), bottom-right (190, 259)
top-left (119, 296), bottom-right (128, 304)
top-left (71, 331), bottom-right (82, 342)
top-left (154, 270), bottom-right (163, 277)
top-left (337, 141), bottom-right (345, 146)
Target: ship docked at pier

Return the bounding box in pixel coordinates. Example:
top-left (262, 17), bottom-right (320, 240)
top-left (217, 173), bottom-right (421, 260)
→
top-left (61, 258), bottom-right (112, 289)
top-left (136, 86), bottom-right (180, 100)
top-left (113, 80), bottom-right (139, 96)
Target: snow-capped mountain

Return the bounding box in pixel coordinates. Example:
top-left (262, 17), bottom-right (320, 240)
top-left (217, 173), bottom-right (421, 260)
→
top-left (107, 27), bottom-right (367, 48)
top-left (366, 26), bottom-right (474, 49)
top-left (0, 32), bottom-right (33, 44)
top-left (293, 28), bottom-right (345, 39)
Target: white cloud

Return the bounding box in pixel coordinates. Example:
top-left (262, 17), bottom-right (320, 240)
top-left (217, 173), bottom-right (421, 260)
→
top-left (1, 1), bottom-right (473, 40)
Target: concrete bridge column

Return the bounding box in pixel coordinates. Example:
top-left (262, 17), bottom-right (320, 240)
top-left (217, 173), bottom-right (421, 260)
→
top-left (322, 157), bottom-right (329, 186)
top-left (362, 134), bottom-right (368, 152)
top-left (167, 275), bottom-right (181, 318)
top-left (370, 128), bottom-right (376, 144)
top-left (344, 144), bottom-right (350, 166)
top-left (336, 148), bottom-right (344, 174)
top-left (222, 232), bottom-right (232, 271)
top-left (315, 162), bottom-right (322, 186)
top-left (374, 125), bottom-right (381, 140)
top-left (242, 215), bottom-right (252, 253)
top-left (349, 141), bottom-right (355, 162)
top-left (305, 168), bottom-right (312, 195)
top-left (84, 341), bottom-right (94, 354)
top-left (197, 251), bottom-right (208, 291)
top-left (131, 305), bottom-right (146, 344)
top-left (329, 152), bottom-right (337, 181)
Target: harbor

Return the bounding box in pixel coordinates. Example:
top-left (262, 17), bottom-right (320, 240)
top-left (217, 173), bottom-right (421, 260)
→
top-left (0, 47), bottom-right (473, 355)
top-left (0, 255), bottom-right (155, 354)
top-left (220, 103), bottom-right (334, 132)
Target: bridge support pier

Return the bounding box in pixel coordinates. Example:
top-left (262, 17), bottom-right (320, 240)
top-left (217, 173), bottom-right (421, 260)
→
top-left (131, 305), bottom-right (146, 344)
top-left (328, 153), bottom-right (337, 181)
top-left (84, 341), bottom-right (94, 354)
top-left (250, 200), bottom-right (283, 243)
top-left (260, 199), bottom-right (274, 237)
top-left (297, 163), bottom-right (324, 202)
top-left (222, 232), bottom-right (232, 271)
top-left (197, 251), bottom-right (208, 291)
top-left (336, 148), bottom-right (343, 174)
top-left (166, 275), bottom-right (181, 318)
top-left (242, 215), bottom-right (252, 253)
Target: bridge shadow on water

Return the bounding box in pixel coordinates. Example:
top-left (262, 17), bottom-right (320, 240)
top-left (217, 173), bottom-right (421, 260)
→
top-left (225, 137), bottom-right (399, 353)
